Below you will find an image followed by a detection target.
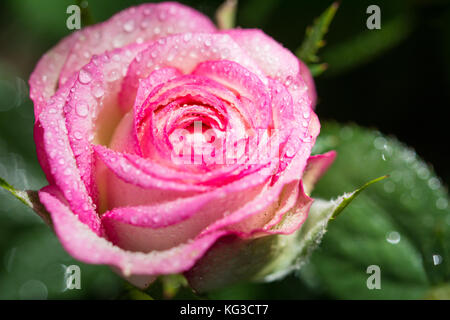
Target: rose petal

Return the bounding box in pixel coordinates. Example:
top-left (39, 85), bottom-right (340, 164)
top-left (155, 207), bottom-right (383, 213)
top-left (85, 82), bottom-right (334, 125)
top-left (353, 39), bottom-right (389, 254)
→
top-left (29, 34), bottom-right (78, 120)
top-left (59, 2), bottom-right (216, 87)
top-left (193, 60), bottom-right (271, 129)
top-left (302, 151), bottom-right (337, 194)
top-left (38, 185), bottom-right (227, 276)
top-left (64, 43), bottom-right (146, 198)
top-left (38, 75), bottom-right (101, 234)
top-left (120, 33), bottom-right (265, 110)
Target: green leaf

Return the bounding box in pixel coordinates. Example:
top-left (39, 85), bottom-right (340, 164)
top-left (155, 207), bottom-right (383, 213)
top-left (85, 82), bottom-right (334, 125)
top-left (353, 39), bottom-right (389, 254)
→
top-left (0, 176), bottom-right (51, 227)
top-left (161, 274), bottom-right (188, 299)
top-left (215, 0), bottom-right (238, 30)
top-left (187, 179), bottom-right (380, 293)
top-left (296, 2), bottom-right (339, 65)
top-left (332, 175), bottom-right (389, 219)
top-left (308, 63), bottom-right (328, 77)
top-left (119, 283), bottom-right (154, 300)
top-left (304, 122), bottom-right (449, 299)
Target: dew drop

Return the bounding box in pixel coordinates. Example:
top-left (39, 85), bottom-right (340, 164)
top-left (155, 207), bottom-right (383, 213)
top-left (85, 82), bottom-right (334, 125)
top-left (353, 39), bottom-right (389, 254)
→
top-left (417, 166), bottom-right (430, 180)
top-left (183, 33), bottom-right (192, 42)
top-left (76, 102), bottom-right (89, 117)
top-left (113, 38), bottom-right (123, 48)
top-left (73, 131), bottom-right (83, 140)
top-left (432, 254), bottom-right (442, 266)
top-left (436, 197), bottom-right (448, 210)
top-left (78, 69), bottom-right (92, 84)
top-left (386, 231), bottom-right (400, 244)
top-left (158, 11), bottom-right (167, 21)
top-left (19, 280), bottom-right (48, 300)
top-left (339, 126), bottom-right (353, 140)
top-left (107, 70), bottom-right (120, 82)
top-left (374, 137), bottom-right (387, 150)
top-left (428, 177), bottom-right (441, 190)
top-left (91, 84), bottom-right (104, 98)
top-left (123, 20), bottom-right (135, 33)
top-left (285, 146), bottom-right (295, 158)
top-left (383, 181), bottom-right (396, 193)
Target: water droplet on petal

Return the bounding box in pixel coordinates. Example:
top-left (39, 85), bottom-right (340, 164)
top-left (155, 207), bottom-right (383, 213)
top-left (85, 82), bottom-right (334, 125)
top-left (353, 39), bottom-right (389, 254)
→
top-left (76, 102), bottom-right (89, 117)
top-left (73, 131), bottom-right (83, 140)
top-left (158, 11), bottom-right (167, 21)
top-left (107, 70), bottom-right (120, 82)
top-left (78, 69), bottom-right (92, 84)
top-left (183, 33), bottom-right (192, 42)
top-left (285, 146), bottom-right (295, 157)
top-left (91, 83), bottom-right (105, 98)
top-left (123, 20), bottom-right (135, 33)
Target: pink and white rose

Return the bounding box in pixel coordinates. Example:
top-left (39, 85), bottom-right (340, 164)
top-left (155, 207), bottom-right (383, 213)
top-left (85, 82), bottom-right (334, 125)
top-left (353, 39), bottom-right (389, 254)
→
top-left (30, 2), bottom-right (335, 289)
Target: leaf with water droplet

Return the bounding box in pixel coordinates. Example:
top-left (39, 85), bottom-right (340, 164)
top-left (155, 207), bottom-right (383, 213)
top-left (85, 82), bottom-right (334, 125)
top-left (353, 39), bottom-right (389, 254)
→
top-left (0, 176), bottom-right (52, 227)
top-left (304, 122), bottom-right (449, 299)
top-left (186, 176), bottom-right (382, 293)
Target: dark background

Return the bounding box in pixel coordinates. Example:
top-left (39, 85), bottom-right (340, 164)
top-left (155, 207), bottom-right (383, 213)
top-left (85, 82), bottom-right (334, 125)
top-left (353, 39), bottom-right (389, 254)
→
top-left (0, 0), bottom-right (448, 300)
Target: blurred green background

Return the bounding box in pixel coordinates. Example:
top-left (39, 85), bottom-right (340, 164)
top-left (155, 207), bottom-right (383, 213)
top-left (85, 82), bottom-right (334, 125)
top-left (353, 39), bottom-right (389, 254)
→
top-left (0, 0), bottom-right (449, 299)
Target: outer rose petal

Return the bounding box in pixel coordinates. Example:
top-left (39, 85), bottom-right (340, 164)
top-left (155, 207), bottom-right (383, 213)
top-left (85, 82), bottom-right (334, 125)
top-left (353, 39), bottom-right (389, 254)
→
top-left (299, 60), bottom-right (317, 108)
top-left (31, 34), bottom-right (78, 185)
top-left (302, 151), bottom-right (337, 194)
top-left (38, 185), bottom-right (228, 279)
top-left (64, 44), bottom-right (147, 198)
top-left (221, 29), bottom-right (300, 83)
top-left (59, 2), bottom-right (216, 86)
top-left (38, 74), bottom-right (101, 234)
top-left (29, 34), bottom-right (78, 120)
